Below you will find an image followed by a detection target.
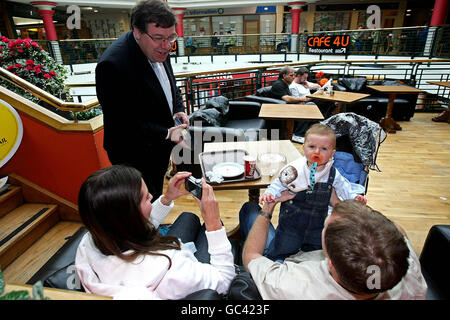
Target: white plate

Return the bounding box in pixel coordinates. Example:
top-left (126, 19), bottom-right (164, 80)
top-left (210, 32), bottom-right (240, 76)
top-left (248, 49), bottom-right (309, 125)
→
top-left (212, 162), bottom-right (244, 178)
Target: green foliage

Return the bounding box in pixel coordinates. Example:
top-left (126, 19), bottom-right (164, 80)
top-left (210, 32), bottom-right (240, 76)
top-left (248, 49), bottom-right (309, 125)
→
top-left (0, 267), bottom-right (50, 300)
top-left (70, 107), bottom-right (103, 121)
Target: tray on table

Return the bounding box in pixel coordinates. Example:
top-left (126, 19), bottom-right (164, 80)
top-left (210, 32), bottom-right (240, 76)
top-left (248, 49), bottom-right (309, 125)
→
top-left (199, 149), bottom-right (261, 184)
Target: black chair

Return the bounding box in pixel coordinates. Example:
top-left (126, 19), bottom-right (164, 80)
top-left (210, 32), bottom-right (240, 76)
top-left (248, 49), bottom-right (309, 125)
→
top-left (419, 225), bottom-right (450, 300)
top-left (245, 86), bottom-right (286, 105)
top-left (27, 227), bottom-right (227, 300)
top-left (333, 77), bottom-right (418, 123)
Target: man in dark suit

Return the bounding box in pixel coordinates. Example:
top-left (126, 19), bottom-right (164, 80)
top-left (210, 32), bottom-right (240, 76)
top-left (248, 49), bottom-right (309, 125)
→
top-left (96, 0), bottom-right (188, 200)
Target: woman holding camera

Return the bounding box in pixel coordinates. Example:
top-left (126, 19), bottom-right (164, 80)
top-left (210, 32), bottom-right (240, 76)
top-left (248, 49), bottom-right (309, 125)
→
top-left (75, 165), bottom-right (235, 299)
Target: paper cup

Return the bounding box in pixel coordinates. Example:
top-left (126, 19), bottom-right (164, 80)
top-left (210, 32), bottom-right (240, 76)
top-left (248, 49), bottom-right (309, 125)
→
top-left (243, 155), bottom-right (257, 178)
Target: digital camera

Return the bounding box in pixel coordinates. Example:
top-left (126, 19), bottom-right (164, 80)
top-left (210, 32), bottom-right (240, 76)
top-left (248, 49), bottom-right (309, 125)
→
top-left (185, 176), bottom-right (202, 199)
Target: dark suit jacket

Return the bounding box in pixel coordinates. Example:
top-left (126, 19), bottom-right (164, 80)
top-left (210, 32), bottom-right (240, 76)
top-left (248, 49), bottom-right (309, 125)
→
top-left (96, 31), bottom-right (185, 163)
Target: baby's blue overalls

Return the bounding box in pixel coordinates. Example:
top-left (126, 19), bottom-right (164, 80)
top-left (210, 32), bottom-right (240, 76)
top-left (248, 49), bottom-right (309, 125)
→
top-left (266, 167), bottom-right (336, 261)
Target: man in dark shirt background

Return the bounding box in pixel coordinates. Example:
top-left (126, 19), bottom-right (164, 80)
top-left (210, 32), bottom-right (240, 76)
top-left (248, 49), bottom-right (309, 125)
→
top-left (270, 67), bottom-right (318, 143)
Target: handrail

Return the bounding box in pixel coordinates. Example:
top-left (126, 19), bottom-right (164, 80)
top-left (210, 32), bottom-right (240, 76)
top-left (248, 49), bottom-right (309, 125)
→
top-left (0, 66), bottom-right (99, 122)
top-left (174, 58), bottom-right (450, 78)
top-left (2, 58), bottom-right (450, 121)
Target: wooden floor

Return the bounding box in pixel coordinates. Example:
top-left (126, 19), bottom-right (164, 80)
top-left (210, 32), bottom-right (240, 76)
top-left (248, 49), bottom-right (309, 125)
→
top-left (166, 112), bottom-right (450, 256)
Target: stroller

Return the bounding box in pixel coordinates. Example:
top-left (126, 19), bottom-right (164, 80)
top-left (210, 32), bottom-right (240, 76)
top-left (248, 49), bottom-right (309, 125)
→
top-left (321, 112), bottom-right (387, 194)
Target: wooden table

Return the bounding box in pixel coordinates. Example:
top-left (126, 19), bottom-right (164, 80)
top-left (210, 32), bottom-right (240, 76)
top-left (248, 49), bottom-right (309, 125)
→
top-left (427, 81), bottom-right (450, 88)
top-left (367, 85), bottom-right (423, 133)
top-left (307, 91), bottom-right (370, 114)
top-left (427, 81), bottom-right (450, 99)
top-left (203, 140), bottom-right (301, 201)
top-left (259, 103), bottom-right (324, 140)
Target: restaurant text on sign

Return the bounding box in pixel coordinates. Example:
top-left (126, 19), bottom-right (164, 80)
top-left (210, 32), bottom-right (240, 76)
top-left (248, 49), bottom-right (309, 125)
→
top-left (306, 35), bottom-right (350, 54)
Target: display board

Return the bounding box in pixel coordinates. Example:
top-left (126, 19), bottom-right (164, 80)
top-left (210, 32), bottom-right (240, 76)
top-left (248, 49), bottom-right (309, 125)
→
top-left (306, 35), bottom-right (350, 55)
top-left (0, 99), bottom-right (23, 167)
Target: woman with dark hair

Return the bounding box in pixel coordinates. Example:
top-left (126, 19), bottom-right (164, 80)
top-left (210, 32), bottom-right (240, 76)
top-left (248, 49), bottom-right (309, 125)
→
top-left (75, 165), bottom-right (235, 299)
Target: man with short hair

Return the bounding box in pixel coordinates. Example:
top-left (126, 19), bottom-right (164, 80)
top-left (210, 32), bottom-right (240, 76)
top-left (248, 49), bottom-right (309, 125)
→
top-left (242, 198), bottom-right (427, 299)
top-left (96, 0), bottom-right (188, 200)
top-left (270, 66), bottom-right (307, 104)
top-left (289, 67), bottom-right (336, 142)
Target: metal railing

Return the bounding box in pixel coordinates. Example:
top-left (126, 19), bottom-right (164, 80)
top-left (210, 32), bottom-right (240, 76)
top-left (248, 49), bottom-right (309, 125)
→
top-left (28, 25), bottom-right (450, 66)
top-left (2, 58), bottom-right (449, 122)
top-left (174, 59), bottom-right (450, 113)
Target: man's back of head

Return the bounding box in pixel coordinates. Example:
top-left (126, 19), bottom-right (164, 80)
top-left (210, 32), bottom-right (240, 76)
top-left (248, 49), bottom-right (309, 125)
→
top-left (325, 200), bottom-right (410, 296)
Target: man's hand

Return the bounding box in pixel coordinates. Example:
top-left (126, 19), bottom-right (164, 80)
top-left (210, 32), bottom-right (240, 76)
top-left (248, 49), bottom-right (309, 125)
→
top-left (161, 171), bottom-right (190, 205)
top-left (262, 190), bottom-right (296, 215)
top-left (168, 123), bottom-right (188, 144)
top-left (355, 195), bottom-right (367, 204)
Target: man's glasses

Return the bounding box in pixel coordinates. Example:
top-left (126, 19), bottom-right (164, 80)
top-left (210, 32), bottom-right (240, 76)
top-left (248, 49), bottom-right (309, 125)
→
top-left (144, 32), bottom-right (178, 44)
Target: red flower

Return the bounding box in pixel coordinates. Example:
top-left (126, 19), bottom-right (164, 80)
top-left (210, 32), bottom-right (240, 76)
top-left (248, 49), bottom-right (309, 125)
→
top-left (34, 67), bottom-right (41, 74)
top-left (14, 63), bottom-right (22, 68)
top-left (25, 65), bottom-right (33, 71)
top-left (6, 65), bottom-right (14, 70)
top-left (26, 59), bottom-right (35, 66)
top-left (43, 74), bottom-right (52, 79)
top-left (49, 71), bottom-right (56, 76)
top-left (315, 71), bottom-right (324, 79)
top-left (319, 78), bottom-right (329, 86)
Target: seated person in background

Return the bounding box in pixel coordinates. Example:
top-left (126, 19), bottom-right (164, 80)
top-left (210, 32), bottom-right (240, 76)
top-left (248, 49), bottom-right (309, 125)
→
top-left (240, 124), bottom-right (366, 262)
top-left (186, 36), bottom-right (196, 53)
top-left (242, 199), bottom-right (428, 300)
top-left (75, 165), bottom-right (235, 299)
top-left (270, 66), bottom-right (307, 104)
top-left (211, 32), bottom-right (220, 53)
top-left (224, 31), bottom-right (236, 54)
top-left (290, 67), bottom-right (336, 143)
top-left (289, 66), bottom-right (321, 102)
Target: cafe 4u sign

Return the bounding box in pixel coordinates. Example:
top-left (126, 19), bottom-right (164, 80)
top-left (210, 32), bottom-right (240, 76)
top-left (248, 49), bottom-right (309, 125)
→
top-left (306, 35), bottom-right (350, 55)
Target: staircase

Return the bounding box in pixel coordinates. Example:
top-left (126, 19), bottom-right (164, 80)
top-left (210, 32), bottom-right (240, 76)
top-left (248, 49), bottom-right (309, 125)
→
top-left (0, 174), bottom-right (82, 284)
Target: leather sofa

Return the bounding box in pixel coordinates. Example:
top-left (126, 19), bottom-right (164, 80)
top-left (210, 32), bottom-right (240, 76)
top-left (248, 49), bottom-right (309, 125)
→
top-left (419, 225), bottom-right (450, 300)
top-left (27, 226), bottom-right (242, 300)
top-left (244, 86), bottom-right (286, 105)
top-left (175, 98), bottom-right (268, 177)
top-left (333, 77), bottom-right (419, 123)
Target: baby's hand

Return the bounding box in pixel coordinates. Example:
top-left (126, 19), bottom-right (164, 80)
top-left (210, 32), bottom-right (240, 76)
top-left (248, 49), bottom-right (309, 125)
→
top-left (355, 195), bottom-right (367, 204)
top-left (259, 193), bottom-right (275, 204)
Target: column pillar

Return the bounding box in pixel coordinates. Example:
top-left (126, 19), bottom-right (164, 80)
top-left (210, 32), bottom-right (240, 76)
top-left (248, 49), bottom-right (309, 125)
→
top-left (173, 8), bottom-right (186, 56)
top-left (31, 1), bottom-right (58, 40)
top-left (430, 0), bottom-right (449, 26)
top-left (289, 2), bottom-right (305, 53)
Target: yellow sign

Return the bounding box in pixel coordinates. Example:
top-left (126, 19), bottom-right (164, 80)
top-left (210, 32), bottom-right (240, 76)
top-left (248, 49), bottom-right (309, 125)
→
top-left (0, 99), bottom-right (23, 167)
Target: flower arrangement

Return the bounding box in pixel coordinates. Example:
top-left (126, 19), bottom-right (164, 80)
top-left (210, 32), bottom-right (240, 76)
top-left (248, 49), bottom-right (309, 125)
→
top-left (0, 36), bottom-right (68, 103)
top-left (315, 71), bottom-right (329, 87)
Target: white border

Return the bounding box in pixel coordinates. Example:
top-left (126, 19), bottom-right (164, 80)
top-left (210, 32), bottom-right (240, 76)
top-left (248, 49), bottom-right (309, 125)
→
top-left (0, 99), bottom-right (24, 168)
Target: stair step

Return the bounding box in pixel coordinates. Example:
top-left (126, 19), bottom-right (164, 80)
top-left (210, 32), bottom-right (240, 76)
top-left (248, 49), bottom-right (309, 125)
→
top-left (2, 220), bottom-right (83, 284)
top-left (0, 186), bottom-right (24, 219)
top-left (0, 203), bottom-right (59, 270)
